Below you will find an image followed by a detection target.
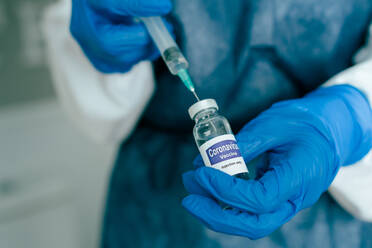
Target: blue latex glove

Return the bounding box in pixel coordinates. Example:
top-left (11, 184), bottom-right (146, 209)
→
top-left (70, 0), bottom-right (172, 73)
top-left (182, 85), bottom-right (372, 239)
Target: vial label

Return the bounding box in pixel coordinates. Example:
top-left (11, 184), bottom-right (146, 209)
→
top-left (198, 134), bottom-right (248, 176)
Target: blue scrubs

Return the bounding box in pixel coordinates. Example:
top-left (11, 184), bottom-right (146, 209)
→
top-left (102, 0), bottom-right (372, 247)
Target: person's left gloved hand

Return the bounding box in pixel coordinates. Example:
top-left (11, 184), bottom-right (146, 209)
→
top-left (182, 85), bottom-right (372, 239)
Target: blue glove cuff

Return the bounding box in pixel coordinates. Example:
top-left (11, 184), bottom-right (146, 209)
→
top-left (303, 84), bottom-right (372, 165)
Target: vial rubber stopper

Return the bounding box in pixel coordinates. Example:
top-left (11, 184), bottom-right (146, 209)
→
top-left (188, 99), bottom-right (218, 119)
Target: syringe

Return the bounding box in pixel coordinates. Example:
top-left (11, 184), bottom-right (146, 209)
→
top-left (140, 17), bottom-right (200, 101)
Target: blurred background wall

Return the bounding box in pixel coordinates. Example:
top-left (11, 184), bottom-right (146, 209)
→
top-left (0, 0), bottom-right (116, 247)
top-left (0, 0), bottom-right (55, 106)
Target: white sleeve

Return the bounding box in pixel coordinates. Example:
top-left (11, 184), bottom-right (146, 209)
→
top-left (42, 0), bottom-right (155, 145)
top-left (323, 58), bottom-right (372, 221)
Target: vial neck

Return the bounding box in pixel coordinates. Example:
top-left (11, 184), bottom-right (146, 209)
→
top-left (194, 108), bottom-right (217, 123)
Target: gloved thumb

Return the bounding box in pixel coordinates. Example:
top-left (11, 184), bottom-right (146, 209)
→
top-left (235, 114), bottom-right (290, 168)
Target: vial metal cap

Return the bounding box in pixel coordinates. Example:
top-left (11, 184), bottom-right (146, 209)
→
top-left (188, 99), bottom-right (218, 119)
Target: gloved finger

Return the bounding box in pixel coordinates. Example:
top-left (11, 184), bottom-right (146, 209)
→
top-left (93, 12), bottom-right (174, 47)
top-left (182, 194), bottom-right (295, 239)
top-left (235, 115), bottom-right (300, 180)
top-left (83, 49), bottom-right (153, 73)
top-left (88, 0), bottom-right (172, 17)
top-left (80, 40), bottom-right (157, 73)
top-left (236, 113), bottom-right (296, 162)
top-left (182, 171), bottom-right (211, 198)
top-left (95, 23), bottom-right (154, 54)
top-left (193, 155), bottom-right (204, 168)
top-left (194, 166), bottom-right (297, 214)
top-left (70, 11), bottom-right (154, 51)
top-left (244, 153), bottom-right (269, 179)
top-left (74, 23), bottom-right (158, 73)
top-left (84, 53), bottom-right (127, 73)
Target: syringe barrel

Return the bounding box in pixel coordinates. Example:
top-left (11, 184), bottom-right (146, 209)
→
top-left (141, 16), bottom-right (188, 75)
top-left (140, 16), bottom-right (176, 53)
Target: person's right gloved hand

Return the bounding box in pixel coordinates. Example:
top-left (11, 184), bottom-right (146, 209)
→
top-left (70, 0), bottom-right (172, 73)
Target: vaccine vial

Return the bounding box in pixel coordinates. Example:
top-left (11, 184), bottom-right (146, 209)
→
top-left (188, 99), bottom-right (250, 180)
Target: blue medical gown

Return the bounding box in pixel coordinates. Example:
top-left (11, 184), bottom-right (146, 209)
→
top-left (101, 0), bottom-right (372, 247)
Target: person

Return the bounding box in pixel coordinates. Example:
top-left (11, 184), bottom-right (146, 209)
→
top-left (43, 0), bottom-right (372, 247)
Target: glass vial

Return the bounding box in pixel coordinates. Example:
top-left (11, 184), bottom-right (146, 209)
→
top-left (188, 99), bottom-right (250, 180)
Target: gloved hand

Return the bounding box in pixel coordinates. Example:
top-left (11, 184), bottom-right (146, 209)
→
top-left (182, 85), bottom-right (372, 239)
top-left (70, 0), bottom-right (172, 73)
